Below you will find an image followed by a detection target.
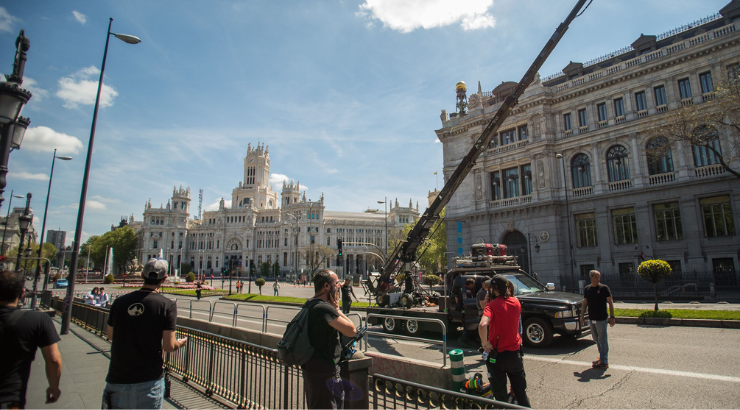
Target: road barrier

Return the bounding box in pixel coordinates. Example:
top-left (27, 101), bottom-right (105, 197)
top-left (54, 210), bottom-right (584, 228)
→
top-left (189, 300), bottom-right (212, 319)
top-left (365, 314), bottom-right (448, 366)
top-left (235, 304), bottom-right (266, 331)
top-left (263, 305), bottom-right (301, 332)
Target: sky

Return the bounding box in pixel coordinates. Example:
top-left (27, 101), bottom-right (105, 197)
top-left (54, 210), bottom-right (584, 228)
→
top-left (1, 0), bottom-right (731, 247)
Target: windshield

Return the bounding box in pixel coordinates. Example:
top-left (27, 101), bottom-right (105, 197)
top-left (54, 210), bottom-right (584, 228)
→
top-left (503, 274), bottom-right (545, 295)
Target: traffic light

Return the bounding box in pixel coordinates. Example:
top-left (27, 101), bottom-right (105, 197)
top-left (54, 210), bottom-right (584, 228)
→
top-left (337, 239), bottom-right (343, 256)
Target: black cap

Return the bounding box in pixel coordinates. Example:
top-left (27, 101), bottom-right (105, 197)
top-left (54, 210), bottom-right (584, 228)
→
top-left (491, 274), bottom-right (508, 289)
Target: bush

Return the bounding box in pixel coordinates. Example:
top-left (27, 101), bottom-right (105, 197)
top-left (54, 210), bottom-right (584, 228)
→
top-left (53, 273), bottom-right (61, 281)
top-left (422, 274), bottom-right (441, 291)
top-left (104, 274), bottom-right (114, 284)
top-left (255, 278), bottom-right (266, 295)
top-left (186, 272), bottom-right (196, 283)
top-left (637, 259), bottom-right (672, 311)
top-left (174, 281), bottom-right (180, 285)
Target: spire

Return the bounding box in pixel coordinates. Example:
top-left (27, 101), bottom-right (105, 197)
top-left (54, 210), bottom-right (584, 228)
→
top-left (478, 80), bottom-right (482, 94)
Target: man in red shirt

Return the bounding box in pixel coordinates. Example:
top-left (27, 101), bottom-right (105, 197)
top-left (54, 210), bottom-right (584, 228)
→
top-left (478, 275), bottom-right (530, 407)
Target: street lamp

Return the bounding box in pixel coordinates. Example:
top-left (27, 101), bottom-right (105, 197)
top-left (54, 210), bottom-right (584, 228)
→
top-left (377, 198), bottom-right (388, 259)
top-left (15, 193), bottom-right (32, 271)
top-left (556, 153), bottom-right (575, 290)
top-left (1, 191), bottom-right (24, 255)
top-left (61, 19), bottom-right (140, 335)
top-left (31, 149), bottom-right (72, 309)
top-left (0, 30), bottom-right (33, 210)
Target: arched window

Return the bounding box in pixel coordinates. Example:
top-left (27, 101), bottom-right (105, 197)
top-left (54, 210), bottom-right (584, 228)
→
top-left (571, 154), bottom-right (592, 188)
top-left (606, 145), bottom-right (630, 182)
top-left (646, 137), bottom-right (674, 175)
top-left (691, 126), bottom-right (722, 167)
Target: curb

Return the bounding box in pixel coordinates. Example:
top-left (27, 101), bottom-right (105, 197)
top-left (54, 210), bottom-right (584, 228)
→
top-left (615, 316), bottom-right (740, 328)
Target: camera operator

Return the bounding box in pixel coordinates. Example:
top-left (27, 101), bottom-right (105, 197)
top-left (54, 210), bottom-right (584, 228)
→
top-left (478, 275), bottom-right (530, 407)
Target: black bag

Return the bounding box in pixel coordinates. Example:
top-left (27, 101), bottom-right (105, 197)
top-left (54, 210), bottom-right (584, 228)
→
top-left (277, 299), bottom-right (319, 366)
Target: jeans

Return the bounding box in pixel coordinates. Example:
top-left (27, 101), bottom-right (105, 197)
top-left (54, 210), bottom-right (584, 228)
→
top-left (591, 320), bottom-right (609, 364)
top-left (274, 288), bottom-right (279, 296)
top-left (103, 377), bottom-right (165, 409)
top-left (485, 350), bottom-right (530, 407)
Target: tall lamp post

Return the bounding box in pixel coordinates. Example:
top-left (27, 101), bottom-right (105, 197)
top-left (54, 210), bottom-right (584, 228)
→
top-left (61, 19), bottom-right (140, 335)
top-left (556, 153), bottom-right (575, 290)
top-left (15, 193), bottom-right (32, 271)
top-left (0, 30), bottom-right (33, 210)
top-left (1, 191), bottom-right (24, 255)
top-left (377, 197), bottom-right (388, 259)
top-left (31, 149), bottom-right (72, 309)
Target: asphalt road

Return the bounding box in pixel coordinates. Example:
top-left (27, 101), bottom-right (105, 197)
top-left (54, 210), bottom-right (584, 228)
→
top-left (43, 281), bottom-right (740, 408)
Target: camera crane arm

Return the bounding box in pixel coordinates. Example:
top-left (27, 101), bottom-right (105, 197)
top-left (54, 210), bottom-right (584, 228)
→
top-left (377, 0), bottom-right (591, 289)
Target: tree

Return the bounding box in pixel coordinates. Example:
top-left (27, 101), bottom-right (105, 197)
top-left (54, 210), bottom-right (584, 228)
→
top-left (643, 79), bottom-right (740, 179)
top-left (255, 277), bottom-right (266, 295)
top-left (387, 208), bottom-right (448, 274)
top-left (302, 244), bottom-right (335, 277)
top-left (8, 242), bottom-right (57, 271)
top-left (272, 261), bottom-right (280, 277)
top-left (81, 226), bottom-right (138, 274)
top-left (179, 262), bottom-right (193, 276)
top-left (260, 261), bottom-right (271, 277)
top-left (637, 259), bottom-right (672, 312)
top-left (422, 274), bottom-right (441, 293)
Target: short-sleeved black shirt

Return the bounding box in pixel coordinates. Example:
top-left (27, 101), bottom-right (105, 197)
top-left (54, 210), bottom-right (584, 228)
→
top-left (340, 284), bottom-right (355, 302)
top-left (584, 284), bottom-right (612, 321)
top-left (303, 300), bottom-right (340, 373)
top-left (106, 290), bottom-right (177, 384)
top-left (0, 306), bottom-right (60, 406)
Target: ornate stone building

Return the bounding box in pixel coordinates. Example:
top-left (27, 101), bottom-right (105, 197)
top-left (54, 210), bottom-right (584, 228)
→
top-left (135, 143), bottom-right (419, 279)
top-left (438, 4), bottom-right (740, 292)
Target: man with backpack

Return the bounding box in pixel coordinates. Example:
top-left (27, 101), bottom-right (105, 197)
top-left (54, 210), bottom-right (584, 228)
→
top-left (302, 269), bottom-right (357, 409)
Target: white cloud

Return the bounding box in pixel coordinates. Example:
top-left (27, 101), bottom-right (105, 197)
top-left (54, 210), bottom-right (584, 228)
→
top-left (270, 173), bottom-right (308, 191)
top-left (86, 200), bottom-right (107, 210)
top-left (72, 11), bottom-right (87, 25)
top-left (22, 77), bottom-right (49, 101)
top-left (56, 66), bottom-right (118, 109)
top-left (90, 195), bottom-right (120, 204)
top-left (22, 126), bottom-right (83, 154)
top-left (357, 0), bottom-right (495, 33)
top-left (0, 7), bottom-right (18, 32)
top-left (9, 171), bottom-right (47, 181)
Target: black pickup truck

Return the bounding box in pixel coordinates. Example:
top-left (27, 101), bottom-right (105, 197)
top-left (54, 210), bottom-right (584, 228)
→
top-left (366, 265), bottom-right (590, 348)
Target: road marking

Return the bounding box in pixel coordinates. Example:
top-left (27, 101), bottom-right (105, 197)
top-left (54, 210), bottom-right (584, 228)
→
top-left (525, 355), bottom-right (740, 383)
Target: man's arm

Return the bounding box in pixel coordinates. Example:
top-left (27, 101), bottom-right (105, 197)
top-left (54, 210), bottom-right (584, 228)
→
top-left (478, 315), bottom-right (490, 350)
top-left (106, 325), bottom-right (113, 341)
top-left (607, 296), bottom-right (616, 327)
top-left (329, 311), bottom-right (357, 337)
top-left (579, 298), bottom-right (588, 326)
top-left (162, 330), bottom-right (188, 353)
top-left (40, 343), bottom-right (62, 403)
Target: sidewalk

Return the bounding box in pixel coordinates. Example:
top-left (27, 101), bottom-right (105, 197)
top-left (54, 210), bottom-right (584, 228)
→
top-left (23, 315), bottom-right (226, 409)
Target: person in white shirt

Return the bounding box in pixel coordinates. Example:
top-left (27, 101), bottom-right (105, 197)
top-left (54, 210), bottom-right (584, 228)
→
top-left (98, 287), bottom-right (110, 307)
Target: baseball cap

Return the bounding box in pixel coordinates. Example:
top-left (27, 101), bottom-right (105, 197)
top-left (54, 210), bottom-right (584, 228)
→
top-left (142, 258), bottom-right (168, 280)
top-left (483, 279), bottom-right (492, 286)
top-left (491, 274), bottom-right (508, 289)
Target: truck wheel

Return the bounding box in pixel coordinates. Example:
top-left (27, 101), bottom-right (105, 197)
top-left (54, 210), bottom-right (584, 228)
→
top-left (399, 294), bottom-right (414, 308)
top-left (523, 317), bottom-right (553, 348)
top-left (382, 317), bottom-right (398, 333)
top-left (377, 295), bottom-right (390, 307)
top-left (403, 319), bottom-right (421, 336)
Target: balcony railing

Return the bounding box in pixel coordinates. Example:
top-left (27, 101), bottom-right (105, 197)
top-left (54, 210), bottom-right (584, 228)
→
top-left (695, 164), bottom-right (725, 177)
top-left (608, 179), bottom-right (633, 191)
top-left (572, 186), bottom-right (593, 197)
top-left (489, 195), bottom-right (532, 209)
top-left (487, 139), bottom-right (529, 155)
top-left (637, 110), bottom-right (648, 118)
top-left (564, 129), bottom-right (574, 137)
top-left (681, 98), bottom-right (694, 107)
top-left (598, 120), bottom-right (608, 129)
top-left (702, 92), bottom-right (716, 102)
top-left (615, 115), bottom-right (626, 124)
top-left (578, 125), bottom-right (588, 133)
top-left (656, 104), bottom-right (668, 113)
top-left (649, 172), bottom-right (676, 185)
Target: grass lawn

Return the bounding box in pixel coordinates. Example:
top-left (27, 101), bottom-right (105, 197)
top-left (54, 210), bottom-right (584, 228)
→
top-left (222, 293), bottom-right (371, 308)
top-left (614, 308), bottom-right (740, 320)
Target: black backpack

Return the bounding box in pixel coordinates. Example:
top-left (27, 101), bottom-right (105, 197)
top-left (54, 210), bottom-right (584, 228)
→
top-left (278, 299), bottom-right (319, 367)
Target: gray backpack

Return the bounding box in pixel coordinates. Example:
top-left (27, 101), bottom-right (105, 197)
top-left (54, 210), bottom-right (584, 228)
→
top-left (277, 299), bottom-right (319, 366)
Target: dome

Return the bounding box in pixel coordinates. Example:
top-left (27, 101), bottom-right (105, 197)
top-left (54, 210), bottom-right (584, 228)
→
top-left (456, 81), bottom-right (467, 91)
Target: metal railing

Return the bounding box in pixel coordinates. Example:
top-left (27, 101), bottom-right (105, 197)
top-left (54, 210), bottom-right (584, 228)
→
top-left (166, 325), bottom-right (306, 409)
top-left (209, 301), bottom-right (237, 323)
top-left (371, 374), bottom-right (526, 409)
top-left (235, 303), bottom-right (267, 331)
top-left (263, 305), bottom-right (302, 333)
top-left (189, 300), bottom-right (212, 319)
top-left (365, 314), bottom-right (448, 366)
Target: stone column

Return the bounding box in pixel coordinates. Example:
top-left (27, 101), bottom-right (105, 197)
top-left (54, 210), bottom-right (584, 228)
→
top-left (341, 354), bottom-right (373, 409)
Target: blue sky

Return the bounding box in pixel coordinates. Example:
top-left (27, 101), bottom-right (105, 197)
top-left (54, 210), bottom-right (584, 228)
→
top-left (1, 0), bottom-right (730, 246)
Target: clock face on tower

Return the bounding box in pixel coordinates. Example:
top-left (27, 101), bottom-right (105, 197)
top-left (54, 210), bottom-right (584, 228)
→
top-left (249, 158), bottom-right (254, 163)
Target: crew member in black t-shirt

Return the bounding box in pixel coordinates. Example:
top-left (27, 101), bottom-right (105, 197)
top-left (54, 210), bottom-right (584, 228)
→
top-left (580, 270), bottom-right (615, 369)
top-left (0, 271), bottom-right (62, 408)
top-left (103, 258), bottom-right (187, 409)
top-left (303, 269), bottom-right (357, 410)
top-left (340, 278), bottom-right (359, 314)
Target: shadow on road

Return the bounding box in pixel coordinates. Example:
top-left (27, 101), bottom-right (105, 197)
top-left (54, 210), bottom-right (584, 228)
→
top-left (573, 368), bottom-right (611, 382)
top-left (522, 335), bottom-right (594, 356)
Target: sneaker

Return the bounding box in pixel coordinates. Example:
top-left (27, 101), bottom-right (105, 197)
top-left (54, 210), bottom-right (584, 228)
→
top-left (593, 361), bottom-right (609, 369)
top-left (592, 358), bottom-right (602, 367)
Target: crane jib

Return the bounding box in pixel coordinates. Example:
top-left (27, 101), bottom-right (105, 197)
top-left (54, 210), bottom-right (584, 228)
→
top-left (378, 0), bottom-right (589, 282)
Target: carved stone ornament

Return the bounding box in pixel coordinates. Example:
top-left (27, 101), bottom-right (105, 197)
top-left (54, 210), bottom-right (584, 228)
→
top-left (508, 221), bottom-right (514, 232)
top-left (539, 231), bottom-right (550, 242)
top-left (475, 171), bottom-right (483, 200)
top-left (468, 93), bottom-right (480, 109)
top-left (537, 160), bottom-right (546, 188)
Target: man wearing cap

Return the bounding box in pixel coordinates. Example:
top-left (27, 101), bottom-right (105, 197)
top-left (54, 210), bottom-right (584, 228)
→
top-left (477, 279), bottom-right (491, 316)
top-left (478, 274), bottom-right (530, 407)
top-left (102, 258), bottom-right (187, 409)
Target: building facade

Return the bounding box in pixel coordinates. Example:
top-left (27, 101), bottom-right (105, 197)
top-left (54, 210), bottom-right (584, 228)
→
top-left (45, 229), bottom-right (66, 267)
top-left (438, 5), bottom-right (740, 293)
top-left (135, 143), bottom-right (420, 279)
